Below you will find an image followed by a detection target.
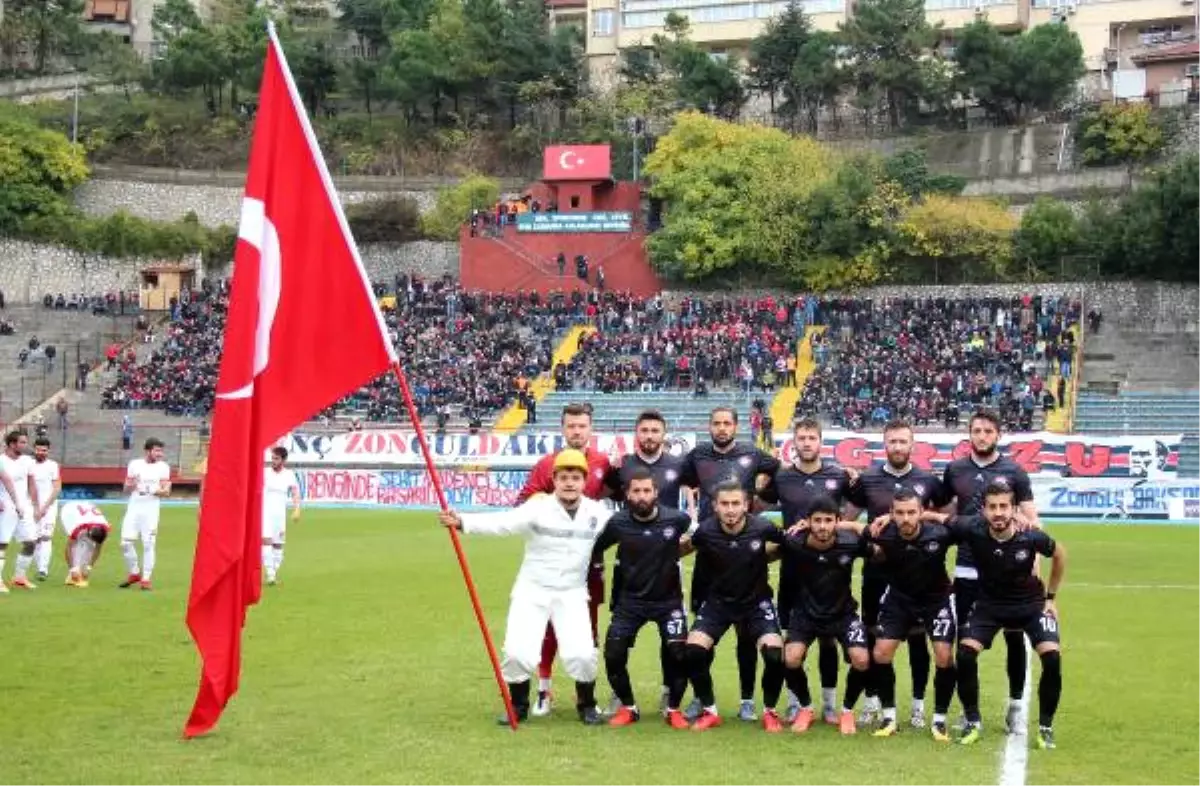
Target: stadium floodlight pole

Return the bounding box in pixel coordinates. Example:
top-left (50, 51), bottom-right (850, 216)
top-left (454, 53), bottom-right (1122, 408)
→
top-left (388, 361), bottom-right (520, 730)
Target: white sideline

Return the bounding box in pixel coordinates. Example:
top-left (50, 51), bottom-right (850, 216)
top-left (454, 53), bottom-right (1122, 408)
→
top-left (997, 640), bottom-right (1034, 786)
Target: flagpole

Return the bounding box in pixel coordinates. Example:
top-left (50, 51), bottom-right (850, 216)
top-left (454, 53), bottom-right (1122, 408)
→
top-left (389, 361), bottom-right (520, 731)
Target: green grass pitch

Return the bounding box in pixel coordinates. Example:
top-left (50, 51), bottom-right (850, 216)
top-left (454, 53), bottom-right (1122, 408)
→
top-left (1, 508), bottom-right (1196, 784)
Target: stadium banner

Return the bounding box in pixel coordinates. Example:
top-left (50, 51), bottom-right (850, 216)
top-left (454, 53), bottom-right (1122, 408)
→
top-left (279, 429), bottom-right (1179, 479)
top-left (276, 431), bottom-right (696, 468)
top-left (515, 211), bottom-right (632, 233)
top-left (1032, 478), bottom-right (1199, 520)
top-left (775, 430), bottom-right (1182, 479)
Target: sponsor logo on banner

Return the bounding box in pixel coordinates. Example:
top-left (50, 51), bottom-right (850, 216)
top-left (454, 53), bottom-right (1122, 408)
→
top-left (276, 431), bottom-right (696, 468)
top-left (774, 431), bottom-right (1182, 479)
top-left (1033, 477), bottom-right (1200, 519)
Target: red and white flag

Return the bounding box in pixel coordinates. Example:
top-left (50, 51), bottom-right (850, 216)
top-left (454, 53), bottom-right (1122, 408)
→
top-left (184, 25), bottom-right (396, 738)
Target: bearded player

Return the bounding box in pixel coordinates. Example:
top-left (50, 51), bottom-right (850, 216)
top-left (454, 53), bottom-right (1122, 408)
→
top-left (30, 436), bottom-right (61, 581)
top-left (515, 403), bottom-right (612, 716)
top-left (61, 501), bottom-right (111, 587)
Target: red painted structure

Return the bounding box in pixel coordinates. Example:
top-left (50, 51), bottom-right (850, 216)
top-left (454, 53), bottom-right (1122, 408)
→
top-left (460, 146), bottom-right (661, 296)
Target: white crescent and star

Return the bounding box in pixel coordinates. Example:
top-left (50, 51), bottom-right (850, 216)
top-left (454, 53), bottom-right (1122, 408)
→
top-left (215, 197), bottom-right (282, 401)
top-left (559, 150), bottom-right (585, 170)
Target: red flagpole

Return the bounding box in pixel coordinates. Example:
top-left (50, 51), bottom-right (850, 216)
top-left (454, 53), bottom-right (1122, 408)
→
top-left (388, 361), bottom-right (519, 730)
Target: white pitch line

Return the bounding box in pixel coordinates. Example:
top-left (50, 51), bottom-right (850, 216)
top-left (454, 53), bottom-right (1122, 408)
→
top-left (998, 640), bottom-right (1034, 786)
top-left (1070, 582), bottom-right (1199, 591)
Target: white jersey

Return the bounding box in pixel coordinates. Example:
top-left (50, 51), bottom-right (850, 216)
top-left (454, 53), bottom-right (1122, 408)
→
top-left (461, 494), bottom-right (612, 592)
top-left (61, 502), bottom-right (110, 537)
top-left (263, 467), bottom-right (299, 519)
top-left (127, 458), bottom-right (171, 509)
top-left (30, 458), bottom-right (60, 509)
top-left (0, 453), bottom-right (34, 509)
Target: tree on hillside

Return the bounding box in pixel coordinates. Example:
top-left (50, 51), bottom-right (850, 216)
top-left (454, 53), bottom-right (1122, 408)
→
top-left (955, 21), bottom-right (1084, 122)
top-left (152, 0), bottom-right (204, 44)
top-left (748, 1), bottom-right (812, 116)
top-left (83, 32), bottom-right (148, 100)
top-left (1076, 102), bottom-right (1166, 174)
top-left (0, 116), bottom-right (90, 232)
top-left (652, 13), bottom-right (745, 118)
top-left (749, 3), bottom-right (845, 131)
top-left (839, 0), bottom-right (940, 129)
top-left (1, 0), bottom-right (86, 73)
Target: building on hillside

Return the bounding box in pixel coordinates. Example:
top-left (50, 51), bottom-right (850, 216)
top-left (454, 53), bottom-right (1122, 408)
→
top-left (584, 0), bottom-right (1199, 99)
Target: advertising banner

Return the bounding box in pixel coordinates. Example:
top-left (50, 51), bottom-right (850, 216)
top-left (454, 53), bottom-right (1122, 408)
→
top-left (516, 211), bottom-right (633, 233)
top-left (1032, 477), bottom-right (1199, 520)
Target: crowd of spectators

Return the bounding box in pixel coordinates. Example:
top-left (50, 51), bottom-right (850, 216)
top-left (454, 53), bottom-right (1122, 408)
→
top-left (796, 295), bottom-right (1081, 433)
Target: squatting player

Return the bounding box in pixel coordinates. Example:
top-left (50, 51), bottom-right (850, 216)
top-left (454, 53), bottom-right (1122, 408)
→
top-left (604, 409), bottom-right (692, 713)
top-left (940, 410), bottom-right (1038, 732)
top-left (758, 417), bottom-right (853, 725)
top-left (865, 490), bottom-right (960, 741)
top-left (926, 481), bottom-right (1067, 749)
top-left (119, 437), bottom-right (172, 591)
top-left (844, 420), bottom-right (945, 728)
top-left (680, 407), bottom-right (780, 722)
top-left (0, 430), bottom-right (38, 591)
top-left (515, 402), bottom-right (612, 716)
top-left (778, 497), bottom-right (872, 736)
top-left (440, 450), bottom-right (612, 725)
top-left (594, 468), bottom-right (693, 729)
top-left (30, 436), bottom-right (62, 581)
top-left (680, 481), bottom-right (787, 732)
top-left (263, 446), bottom-right (301, 586)
top-left (60, 501), bottom-right (111, 587)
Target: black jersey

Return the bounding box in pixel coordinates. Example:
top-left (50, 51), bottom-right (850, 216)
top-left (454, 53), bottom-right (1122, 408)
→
top-left (605, 451), bottom-right (687, 510)
top-left (780, 529), bottom-right (871, 622)
top-left (941, 455), bottom-right (1034, 570)
top-left (760, 461), bottom-right (852, 527)
top-left (948, 516), bottom-right (1056, 612)
top-left (688, 514), bottom-right (783, 608)
top-left (867, 521), bottom-right (955, 605)
top-left (846, 464), bottom-right (945, 521)
top-left (595, 506), bottom-right (691, 606)
top-left (681, 442), bottom-right (780, 520)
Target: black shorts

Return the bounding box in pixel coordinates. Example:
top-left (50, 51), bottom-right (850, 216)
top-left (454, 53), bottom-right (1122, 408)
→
top-left (860, 568), bottom-right (889, 629)
top-left (953, 576), bottom-right (979, 628)
top-left (962, 602), bottom-right (1061, 650)
top-left (787, 608), bottom-right (868, 653)
top-left (606, 600), bottom-right (689, 645)
top-left (693, 599), bottom-right (781, 645)
top-left (876, 590), bottom-right (956, 643)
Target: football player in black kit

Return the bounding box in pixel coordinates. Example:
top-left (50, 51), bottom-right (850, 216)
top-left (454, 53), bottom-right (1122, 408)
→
top-left (778, 496), bottom-right (872, 735)
top-left (865, 490), bottom-right (959, 742)
top-left (680, 407), bottom-right (780, 723)
top-left (759, 417), bottom-right (853, 725)
top-left (594, 468), bottom-right (694, 730)
top-left (681, 481), bottom-right (787, 732)
top-left (844, 420), bottom-right (945, 730)
top-left (924, 481), bottom-right (1066, 750)
top-left (940, 410), bottom-right (1039, 734)
top-left (604, 410), bottom-right (691, 714)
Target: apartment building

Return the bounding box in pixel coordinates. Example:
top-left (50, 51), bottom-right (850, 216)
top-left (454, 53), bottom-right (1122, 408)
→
top-left (583, 0), bottom-right (1199, 97)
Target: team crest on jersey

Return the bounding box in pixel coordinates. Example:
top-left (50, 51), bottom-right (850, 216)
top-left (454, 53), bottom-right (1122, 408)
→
top-left (671, 608), bottom-right (685, 619)
top-left (665, 469), bottom-right (679, 482)
top-left (1014, 548), bottom-right (1029, 562)
top-left (663, 527), bottom-right (676, 540)
top-left (913, 483), bottom-right (926, 496)
top-left (589, 516), bottom-right (599, 530)
top-left (594, 468), bottom-right (605, 479)
top-left (838, 555), bottom-right (851, 565)
top-left (925, 541), bottom-right (940, 553)
top-left (994, 476), bottom-right (1010, 487)
top-left (825, 479), bottom-right (839, 490)
top-left (738, 455), bottom-right (754, 468)
top-left (749, 539), bottom-right (762, 551)
top-left (937, 607), bottom-right (950, 619)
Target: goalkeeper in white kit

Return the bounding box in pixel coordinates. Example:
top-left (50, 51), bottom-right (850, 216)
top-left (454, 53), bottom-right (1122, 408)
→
top-left (438, 449), bottom-right (612, 725)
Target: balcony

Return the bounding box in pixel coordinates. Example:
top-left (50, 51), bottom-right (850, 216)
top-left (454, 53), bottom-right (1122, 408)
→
top-left (925, 0), bottom-right (1023, 32)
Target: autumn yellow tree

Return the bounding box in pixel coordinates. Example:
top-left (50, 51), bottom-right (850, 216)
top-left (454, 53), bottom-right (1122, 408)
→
top-left (895, 194), bottom-right (1016, 283)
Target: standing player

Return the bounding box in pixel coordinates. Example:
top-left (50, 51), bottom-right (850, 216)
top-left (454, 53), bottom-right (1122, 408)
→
top-left (844, 420), bottom-right (945, 728)
top-left (927, 482), bottom-right (1066, 749)
top-left (605, 409), bottom-right (691, 713)
top-left (758, 417), bottom-right (853, 724)
top-left (119, 437), bottom-right (172, 591)
top-left (0, 430), bottom-right (39, 590)
top-left (680, 407), bottom-right (780, 722)
top-left (30, 436), bottom-right (61, 581)
top-left (263, 446), bottom-right (301, 586)
top-left (438, 449), bottom-right (612, 725)
top-left (865, 491), bottom-right (959, 741)
top-left (594, 468), bottom-right (693, 729)
top-left (60, 501), bottom-right (111, 586)
top-left (778, 497), bottom-right (872, 735)
top-left (940, 410), bottom-right (1039, 732)
top-left (515, 402), bottom-right (612, 716)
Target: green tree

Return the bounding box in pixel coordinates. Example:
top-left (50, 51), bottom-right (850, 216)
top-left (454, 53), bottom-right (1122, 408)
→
top-left (1012, 197), bottom-right (1080, 279)
top-left (420, 174), bottom-right (500, 239)
top-left (955, 21), bottom-right (1084, 122)
top-left (152, 0), bottom-right (203, 44)
top-left (883, 148), bottom-right (966, 199)
top-left (1077, 103), bottom-right (1167, 171)
top-left (952, 20), bottom-right (1013, 121)
top-left (0, 115), bottom-right (89, 232)
top-left (839, 0), bottom-right (939, 129)
top-left (748, 1), bottom-right (811, 117)
top-left (3, 0), bottom-right (86, 73)
top-left (291, 39), bottom-right (339, 115)
top-left (83, 32), bottom-right (148, 100)
top-left (652, 14), bottom-right (745, 118)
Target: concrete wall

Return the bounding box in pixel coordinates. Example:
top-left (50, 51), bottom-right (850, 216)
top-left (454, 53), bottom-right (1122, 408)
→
top-left (0, 239), bottom-right (458, 304)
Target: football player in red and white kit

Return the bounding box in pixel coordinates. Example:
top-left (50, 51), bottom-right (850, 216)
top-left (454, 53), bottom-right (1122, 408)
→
top-left (60, 501), bottom-right (111, 587)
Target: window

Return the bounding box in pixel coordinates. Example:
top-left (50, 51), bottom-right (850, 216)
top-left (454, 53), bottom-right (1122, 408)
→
top-left (591, 8), bottom-right (614, 36)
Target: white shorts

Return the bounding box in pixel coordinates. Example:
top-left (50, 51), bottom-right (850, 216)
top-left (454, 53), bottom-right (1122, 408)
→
top-left (36, 507), bottom-right (58, 539)
top-left (121, 505), bottom-right (160, 541)
top-left (0, 510), bottom-right (35, 544)
top-left (262, 514), bottom-right (286, 543)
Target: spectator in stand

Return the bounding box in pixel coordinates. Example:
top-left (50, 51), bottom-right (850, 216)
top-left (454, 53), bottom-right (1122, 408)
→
top-left (794, 295), bottom-right (1081, 434)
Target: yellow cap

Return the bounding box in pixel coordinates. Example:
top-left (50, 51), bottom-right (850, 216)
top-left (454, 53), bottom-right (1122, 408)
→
top-left (553, 448), bottom-right (589, 474)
